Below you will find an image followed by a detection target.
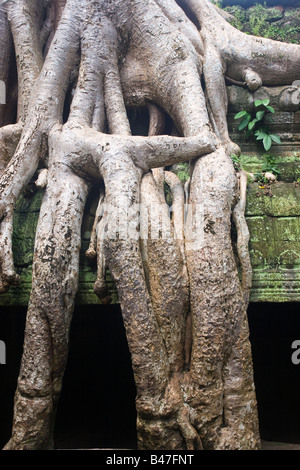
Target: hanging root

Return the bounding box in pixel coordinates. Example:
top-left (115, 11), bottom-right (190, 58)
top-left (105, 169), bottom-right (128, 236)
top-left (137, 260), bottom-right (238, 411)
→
top-left (232, 170), bottom-right (252, 305)
top-left (85, 195), bottom-right (102, 260)
top-left (86, 189), bottom-right (112, 305)
top-left (163, 170), bottom-right (192, 369)
top-left (0, 209), bottom-right (20, 293)
top-left (141, 104), bottom-right (191, 378)
top-left (147, 103), bottom-right (166, 137)
top-left (6, 0), bottom-right (45, 121)
top-left (164, 171), bottom-right (186, 260)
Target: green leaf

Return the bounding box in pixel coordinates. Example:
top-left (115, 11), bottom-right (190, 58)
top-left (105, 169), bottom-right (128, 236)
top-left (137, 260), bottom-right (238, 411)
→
top-left (256, 110), bottom-right (265, 121)
top-left (248, 119), bottom-right (257, 130)
top-left (254, 99), bottom-right (263, 107)
top-left (263, 135), bottom-right (272, 151)
top-left (270, 134), bottom-right (281, 144)
top-left (266, 105), bottom-right (275, 113)
top-left (234, 110), bottom-right (248, 119)
top-left (262, 99), bottom-right (270, 106)
top-left (254, 129), bottom-right (266, 140)
top-left (238, 115), bottom-right (251, 130)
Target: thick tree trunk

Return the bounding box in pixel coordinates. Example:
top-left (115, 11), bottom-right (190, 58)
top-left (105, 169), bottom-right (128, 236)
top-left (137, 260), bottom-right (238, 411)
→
top-left (185, 148), bottom-right (259, 449)
top-left (4, 160), bottom-right (89, 449)
top-left (1, 0), bottom-right (299, 450)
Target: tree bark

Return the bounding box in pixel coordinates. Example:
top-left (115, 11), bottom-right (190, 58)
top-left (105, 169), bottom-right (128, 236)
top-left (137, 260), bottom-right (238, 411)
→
top-left (1, 0), bottom-right (299, 450)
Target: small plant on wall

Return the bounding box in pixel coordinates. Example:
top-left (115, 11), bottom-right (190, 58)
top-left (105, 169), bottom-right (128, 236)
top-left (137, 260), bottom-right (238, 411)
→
top-left (234, 99), bottom-right (281, 151)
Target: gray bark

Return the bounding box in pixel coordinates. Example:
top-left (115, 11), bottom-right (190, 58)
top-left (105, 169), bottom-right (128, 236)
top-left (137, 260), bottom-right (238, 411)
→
top-left (1, 0), bottom-right (299, 450)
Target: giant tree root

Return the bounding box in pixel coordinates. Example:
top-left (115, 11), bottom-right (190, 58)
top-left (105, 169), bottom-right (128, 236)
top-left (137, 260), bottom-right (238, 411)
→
top-left (2, 0), bottom-right (299, 450)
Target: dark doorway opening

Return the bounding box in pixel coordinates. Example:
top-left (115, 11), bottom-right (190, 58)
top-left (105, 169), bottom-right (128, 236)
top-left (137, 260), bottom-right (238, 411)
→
top-left (54, 304), bottom-right (137, 450)
top-left (0, 304), bottom-right (137, 450)
top-left (1, 302), bottom-right (300, 449)
top-left (0, 306), bottom-right (26, 449)
top-left (248, 302), bottom-right (300, 445)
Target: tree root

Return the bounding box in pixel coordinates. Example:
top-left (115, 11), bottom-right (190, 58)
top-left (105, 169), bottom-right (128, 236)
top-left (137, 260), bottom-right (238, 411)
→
top-left (86, 189), bottom-right (112, 305)
top-left (2, 0), bottom-right (298, 450)
top-left (233, 170), bottom-right (252, 305)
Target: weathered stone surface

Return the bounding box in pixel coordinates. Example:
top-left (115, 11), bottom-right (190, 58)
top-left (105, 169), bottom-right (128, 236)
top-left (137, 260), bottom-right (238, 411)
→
top-left (246, 182), bottom-right (300, 301)
top-left (240, 154), bottom-right (300, 183)
top-left (227, 85), bottom-right (300, 154)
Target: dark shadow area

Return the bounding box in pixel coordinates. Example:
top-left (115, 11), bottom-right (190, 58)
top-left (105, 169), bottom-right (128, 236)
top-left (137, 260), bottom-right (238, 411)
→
top-left (54, 304), bottom-right (137, 450)
top-left (248, 302), bottom-right (300, 444)
top-left (0, 306), bottom-right (26, 449)
top-left (1, 302), bottom-right (300, 449)
top-left (0, 304), bottom-right (137, 450)
top-left (126, 105), bottom-right (175, 137)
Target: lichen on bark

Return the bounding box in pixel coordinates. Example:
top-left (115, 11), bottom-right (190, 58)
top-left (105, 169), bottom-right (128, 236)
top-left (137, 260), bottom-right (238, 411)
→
top-left (1, 0), bottom-right (300, 450)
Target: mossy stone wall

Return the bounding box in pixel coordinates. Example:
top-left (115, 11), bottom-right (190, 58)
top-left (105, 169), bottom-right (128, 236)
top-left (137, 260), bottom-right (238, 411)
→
top-left (1, 160), bottom-right (299, 306)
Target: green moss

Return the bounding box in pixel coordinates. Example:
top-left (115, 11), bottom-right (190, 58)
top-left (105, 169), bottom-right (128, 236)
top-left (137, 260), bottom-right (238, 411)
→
top-left (240, 154), bottom-right (300, 182)
top-left (224, 5), bottom-right (246, 30)
top-left (171, 162), bottom-right (190, 183)
top-left (224, 3), bottom-right (300, 44)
